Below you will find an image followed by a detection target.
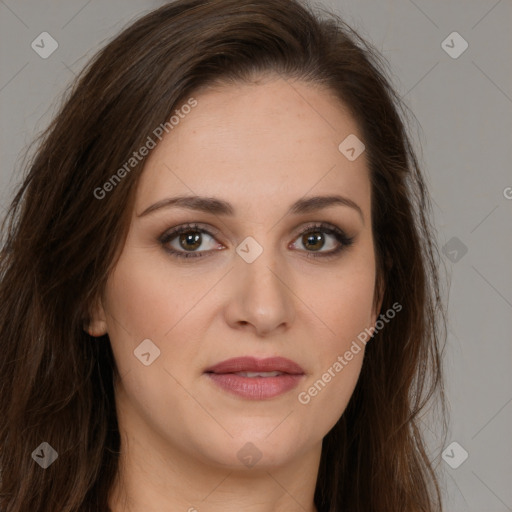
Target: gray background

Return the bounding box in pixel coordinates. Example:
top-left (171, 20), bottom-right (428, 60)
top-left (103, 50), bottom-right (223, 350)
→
top-left (1, 0), bottom-right (511, 510)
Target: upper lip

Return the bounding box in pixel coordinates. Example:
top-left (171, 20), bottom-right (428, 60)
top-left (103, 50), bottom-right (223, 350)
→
top-left (205, 356), bottom-right (304, 375)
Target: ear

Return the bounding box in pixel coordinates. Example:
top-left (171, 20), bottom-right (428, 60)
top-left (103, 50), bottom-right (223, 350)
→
top-left (371, 252), bottom-right (393, 327)
top-left (84, 295), bottom-right (108, 337)
top-left (370, 266), bottom-right (387, 328)
top-left (371, 292), bottom-right (383, 329)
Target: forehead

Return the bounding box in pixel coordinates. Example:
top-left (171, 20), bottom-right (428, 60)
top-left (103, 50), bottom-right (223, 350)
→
top-left (135, 78), bottom-right (371, 217)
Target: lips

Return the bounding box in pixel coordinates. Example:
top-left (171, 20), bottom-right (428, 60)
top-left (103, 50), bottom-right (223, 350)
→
top-left (205, 356), bottom-right (304, 375)
top-left (204, 357), bottom-right (305, 400)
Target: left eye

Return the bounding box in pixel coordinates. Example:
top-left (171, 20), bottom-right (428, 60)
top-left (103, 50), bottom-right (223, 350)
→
top-left (291, 228), bottom-right (340, 253)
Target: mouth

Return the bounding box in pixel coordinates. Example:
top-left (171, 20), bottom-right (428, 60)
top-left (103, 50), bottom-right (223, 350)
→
top-left (204, 356), bottom-right (305, 400)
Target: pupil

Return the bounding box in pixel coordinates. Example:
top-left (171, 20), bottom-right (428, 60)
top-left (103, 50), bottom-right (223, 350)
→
top-left (303, 232), bottom-right (324, 251)
top-left (180, 232), bottom-right (201, 250)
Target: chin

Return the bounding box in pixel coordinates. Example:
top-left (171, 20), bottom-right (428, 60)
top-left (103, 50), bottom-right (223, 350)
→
top-left (185, 427), bottom-right (307, 471)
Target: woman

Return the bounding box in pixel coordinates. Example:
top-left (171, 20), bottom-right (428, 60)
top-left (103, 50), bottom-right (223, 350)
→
top-left (0, 0), bottom-right (447, 510)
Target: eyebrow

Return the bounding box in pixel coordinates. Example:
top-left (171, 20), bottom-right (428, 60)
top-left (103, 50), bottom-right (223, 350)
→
top-left (137, 194), bottom-right (364, 223)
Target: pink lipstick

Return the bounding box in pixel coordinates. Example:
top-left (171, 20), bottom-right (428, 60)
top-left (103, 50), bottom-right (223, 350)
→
top-left (205, 356), bottom-right (305, 400)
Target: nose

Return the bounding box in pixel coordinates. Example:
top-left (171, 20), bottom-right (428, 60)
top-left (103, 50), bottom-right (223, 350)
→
top-left (223, 243), bottom-right (296, 337)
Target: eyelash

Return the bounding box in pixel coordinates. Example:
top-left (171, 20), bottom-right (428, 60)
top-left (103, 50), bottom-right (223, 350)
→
top-left (158, 222), bottom-right (354, 260)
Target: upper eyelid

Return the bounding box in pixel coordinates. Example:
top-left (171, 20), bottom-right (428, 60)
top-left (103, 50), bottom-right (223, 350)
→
top-left (161, 223), bottom-right (221, 241)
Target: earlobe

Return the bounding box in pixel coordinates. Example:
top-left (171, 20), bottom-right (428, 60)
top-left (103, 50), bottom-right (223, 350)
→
top-left (84, 296), bottom-right (108, 337)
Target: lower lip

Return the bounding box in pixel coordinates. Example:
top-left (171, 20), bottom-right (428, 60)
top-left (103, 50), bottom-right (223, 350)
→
top-left (206, 373), bottom-right (303, 400)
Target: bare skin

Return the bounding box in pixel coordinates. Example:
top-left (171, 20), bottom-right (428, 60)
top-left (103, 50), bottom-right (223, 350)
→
top-left (88, 75), bottom-right (382, 512)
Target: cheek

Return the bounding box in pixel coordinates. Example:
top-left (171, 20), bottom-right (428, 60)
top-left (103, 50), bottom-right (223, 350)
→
top-left (294, 253), bottom-right (375, 428)
top-left (297, 349), bottom-right (363, 441)
top-left (296, 287), bottom-right (369, 434)
top-left (101, 253), bottom-right (184, 375)
top-left (104, 250), bottom-right (210, 339)
top-left (304, 253), bottom-right (377, 346)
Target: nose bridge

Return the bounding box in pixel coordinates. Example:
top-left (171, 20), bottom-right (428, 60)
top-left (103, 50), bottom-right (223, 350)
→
top-left (227, 233), bottom-right (295, 334)
top-left (237, 234), bottom-right (285, 300)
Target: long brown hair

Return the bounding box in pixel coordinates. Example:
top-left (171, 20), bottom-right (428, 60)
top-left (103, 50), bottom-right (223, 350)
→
top-left (0, 0), bottom-right (447, 510)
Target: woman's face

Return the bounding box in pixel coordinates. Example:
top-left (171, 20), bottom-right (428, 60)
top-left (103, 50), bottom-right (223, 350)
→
top-left (92, 76), bottom-right (381, 471)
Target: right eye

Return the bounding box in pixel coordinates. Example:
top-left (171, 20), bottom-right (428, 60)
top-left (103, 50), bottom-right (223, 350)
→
top-left (159, 223), bottom-right (225, 259)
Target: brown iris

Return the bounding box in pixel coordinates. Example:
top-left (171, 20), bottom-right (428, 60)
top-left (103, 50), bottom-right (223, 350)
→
top-left (302, 231), bottom-right (325, 251)
top-left (179, 231), bottom-right (202, 251)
